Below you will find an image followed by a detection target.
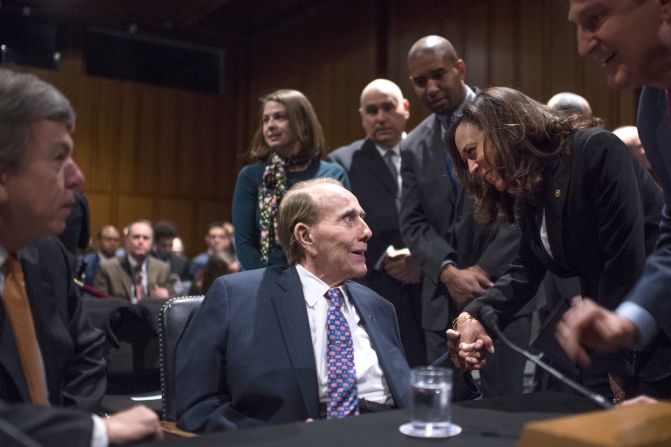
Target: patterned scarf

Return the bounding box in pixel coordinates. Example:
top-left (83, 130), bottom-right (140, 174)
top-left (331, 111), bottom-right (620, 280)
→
top-left (258, 151), bottom-right (287, 265)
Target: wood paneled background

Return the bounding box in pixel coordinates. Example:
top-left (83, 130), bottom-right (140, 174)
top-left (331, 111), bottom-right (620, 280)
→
top-left (11, 0), bottom-right (638, 256)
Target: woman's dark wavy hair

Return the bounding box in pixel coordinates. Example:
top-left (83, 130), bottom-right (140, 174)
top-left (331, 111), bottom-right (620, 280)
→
top-left (446, 86), bottom-right (602, 225)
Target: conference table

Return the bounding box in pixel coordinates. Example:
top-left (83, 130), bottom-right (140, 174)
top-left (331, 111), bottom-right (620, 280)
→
top-left (137, 391), bottom-right (599, 447)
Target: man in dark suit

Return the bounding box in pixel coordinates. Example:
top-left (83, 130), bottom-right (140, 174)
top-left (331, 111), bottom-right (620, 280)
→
top-left (399, 35), bottom-right (528, 398)
top-left (328, 79), bottom-right (425, 366)
top-left (79, 225), bottom-right (121, 287)
top-left (176, 178), bottom-right (410, 433)
top-left (0, 69), bottom-right (160, 445)
top-left (152, 220), bottom-right (191, 291)
top-left (94, 220), bottom-right (173, 301)
top-left (558, 0), bottom-right (671, 376)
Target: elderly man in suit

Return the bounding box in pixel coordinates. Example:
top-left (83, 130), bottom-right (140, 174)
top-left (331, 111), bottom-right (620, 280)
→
top-left (328, 79), bottom-right (425, 366)
top-left (176, 178), bottom-right (410, 433)
top-left (0, 69), bottom-right (160, 446)
top-left (94, 220), bottom-right (172, 301)
top-left (557, 0), bottom-right (671, 392)
top-left (399, 35), bottom-right (530, 399)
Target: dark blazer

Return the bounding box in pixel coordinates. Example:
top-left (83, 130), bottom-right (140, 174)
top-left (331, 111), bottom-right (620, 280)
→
top-left (624, 87), bottom-right (671, 347)
top-left (465, 128), bottom-right (662, 325)
top-left (78, 251), bottom-right (101, 286)
top-left (94, 255), bottom-right (173, 300)
top-left (399, 113), bottom-right (520, 331)
top-left (176, 266), bottom-right (411, 433)
top-left (0, 401), bottom-right (93, 447)
top-left (0, 237), bottom-right (106, 444)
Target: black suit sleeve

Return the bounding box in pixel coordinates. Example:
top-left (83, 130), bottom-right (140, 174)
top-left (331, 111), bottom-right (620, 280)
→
top-left (58, 243), bottom-right (107, 412)
top-left (0, 400), bottom-right (93, 447)
top-left (399, 145), bottom-right (458, 281)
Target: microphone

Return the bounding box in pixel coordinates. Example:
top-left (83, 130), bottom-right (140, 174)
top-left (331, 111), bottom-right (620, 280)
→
top-left (479, 305), bottom-right (612, 409)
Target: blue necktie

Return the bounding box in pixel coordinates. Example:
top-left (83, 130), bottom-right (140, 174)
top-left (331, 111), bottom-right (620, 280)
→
top-left (325, 287), bottom-right (359, 418)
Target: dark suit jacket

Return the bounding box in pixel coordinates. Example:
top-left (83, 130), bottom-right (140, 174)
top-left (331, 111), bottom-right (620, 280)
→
top-left (94, 255), bottom-right (173, 300)
top-left (0, 237), bottom-right (106, 445)
top-left (175, 266), bottom-right (411, 433)
top-left (465, 128), bottom-right (662, 324)
top-left (618, 86), bottom-right (671, 365)
top-left (79, 251), bottom-right (101, 286)
top-left (0, 401), bottom-right (92, 447)
top-left (399, 113), bottom-right (520, 331)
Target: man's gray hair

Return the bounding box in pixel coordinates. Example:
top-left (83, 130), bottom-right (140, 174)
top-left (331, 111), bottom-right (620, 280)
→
top-left (0, 69), bottom-right (75, 170)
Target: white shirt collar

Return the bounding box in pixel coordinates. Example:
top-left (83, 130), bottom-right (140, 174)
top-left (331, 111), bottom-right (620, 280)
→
top-left (374, 141), bottom-right (401, 159)
top-left (295, 264), bottom-right (351, 311)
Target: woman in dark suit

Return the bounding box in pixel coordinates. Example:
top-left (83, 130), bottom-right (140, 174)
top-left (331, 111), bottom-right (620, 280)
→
top-left (232, 89), bottom-right (349, 270)
top-left (445, 87), bottom-right (667, 399)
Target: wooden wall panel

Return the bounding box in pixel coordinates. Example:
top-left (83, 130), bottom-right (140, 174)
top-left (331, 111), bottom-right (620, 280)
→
top-left (8, 0), bottom-right (640, 256)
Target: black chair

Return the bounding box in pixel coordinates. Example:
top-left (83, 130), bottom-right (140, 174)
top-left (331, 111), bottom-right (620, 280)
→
top-left (158, 295), bottom-right (204, 422)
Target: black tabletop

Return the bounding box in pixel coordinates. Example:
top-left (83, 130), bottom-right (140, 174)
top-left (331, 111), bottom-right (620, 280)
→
top-left (137, 392), bottom-right (599, 447)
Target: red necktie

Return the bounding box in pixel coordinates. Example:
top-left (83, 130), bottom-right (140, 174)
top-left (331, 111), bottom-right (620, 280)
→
top-left (3, 253), bottom-right (48, 405)
top-left (134, 266), bottom-right (145, 302)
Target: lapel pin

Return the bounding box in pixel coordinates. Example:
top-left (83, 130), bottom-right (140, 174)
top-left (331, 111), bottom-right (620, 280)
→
top-left (368, 314), bottom-right (375, 321)
top-left (554, 188), bottom-right (561, 198)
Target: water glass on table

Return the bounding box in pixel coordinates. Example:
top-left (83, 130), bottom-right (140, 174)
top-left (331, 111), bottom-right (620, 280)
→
top-left (399, 366), bottom-right (462, 438)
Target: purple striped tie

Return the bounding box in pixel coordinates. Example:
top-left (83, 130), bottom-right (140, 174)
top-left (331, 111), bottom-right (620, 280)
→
top-left (325, 287), bottom-right (359, 418)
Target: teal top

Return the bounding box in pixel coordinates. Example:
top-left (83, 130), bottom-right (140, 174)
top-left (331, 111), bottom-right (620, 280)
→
top-left (232, 158), bottom-right (350, 270)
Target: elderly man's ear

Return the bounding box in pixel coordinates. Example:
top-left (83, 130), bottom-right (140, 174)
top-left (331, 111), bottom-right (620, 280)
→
top-left (294, 223), bottom-right (316, 257)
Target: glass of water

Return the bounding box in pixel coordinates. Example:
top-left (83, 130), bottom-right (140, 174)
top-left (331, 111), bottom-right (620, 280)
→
top-left (399, 366), bottom-right (462, 438)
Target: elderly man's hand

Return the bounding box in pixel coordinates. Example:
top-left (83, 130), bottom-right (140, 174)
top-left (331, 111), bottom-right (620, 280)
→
top-left (447, 313), bottom-right (494, 370)
top-left (440, 264), bottom-right (492, 308)
top-left (104, 405), bottom-right (163, 444)
top-left (384, 253), bottom-right (422, 284)
top-left (556, 297), bottom-right (639, 367)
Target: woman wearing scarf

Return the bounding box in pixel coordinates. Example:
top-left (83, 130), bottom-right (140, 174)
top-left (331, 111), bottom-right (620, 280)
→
top-left (233, 89), bottom-right (349, 270)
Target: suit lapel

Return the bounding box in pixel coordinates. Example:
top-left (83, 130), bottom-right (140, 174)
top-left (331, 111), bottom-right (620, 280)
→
top-left (360, 140), bottom-right (398, 196)
top-left (427, 117), bottom-right (456, 204)
top-left (543, 155), bottom-right (570, 269)
top-left (269, 267), bottom-right (319, 418)
top-left (120, 257), bottom-right (133, 298)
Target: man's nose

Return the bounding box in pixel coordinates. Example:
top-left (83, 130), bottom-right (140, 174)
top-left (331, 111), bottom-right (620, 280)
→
top-left (67, 159), bottom-right (85, 188)
top-left (576, 27), bottom-right (596, 58)
top-left (360, 219), bottom-right (372, 241)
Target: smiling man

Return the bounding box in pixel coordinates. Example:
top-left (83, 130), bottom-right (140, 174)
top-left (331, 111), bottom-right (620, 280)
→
top-left (554, 0), bottom-right (671, 394)
top-left (176, 178), bottom-right (410, 433)
top-left (328, 79), bottom-right (425, 366)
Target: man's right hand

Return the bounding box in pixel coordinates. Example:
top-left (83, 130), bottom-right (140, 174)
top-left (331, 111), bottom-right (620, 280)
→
top-left (440, 264), bottom-right (493, 307)
top-left (446, 313), bottom-right (494, 370)
top-left (104, 405), bottom-right (163, 444)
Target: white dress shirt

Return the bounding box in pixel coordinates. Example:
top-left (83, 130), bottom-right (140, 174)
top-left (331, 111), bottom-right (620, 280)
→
top-left (295, 264), bottom-right (392, 405)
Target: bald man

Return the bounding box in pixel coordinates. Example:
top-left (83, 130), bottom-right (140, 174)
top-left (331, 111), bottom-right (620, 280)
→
top-left (613, 125), bottom-right (653, 174)
top-left (399, 35), bottom-right (533, 399)
top-left (546, 92), bottom-right (592, 116)
top-left (329, 79), bottom-right (425, 366)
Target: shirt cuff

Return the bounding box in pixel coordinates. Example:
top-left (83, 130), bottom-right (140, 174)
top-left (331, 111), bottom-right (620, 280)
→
top-left (616, 301), bottom-right (659, 348)
top-left (91, 414), bottom-right (109, 447)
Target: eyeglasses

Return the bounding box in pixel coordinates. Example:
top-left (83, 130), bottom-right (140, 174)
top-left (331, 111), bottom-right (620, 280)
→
top-left (410, 67), bottom-right (448, 88)
top-left (363, 101), bottom-right (398, 116)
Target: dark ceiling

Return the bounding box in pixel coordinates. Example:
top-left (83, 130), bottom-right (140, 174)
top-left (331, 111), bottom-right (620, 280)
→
top-left (0, 0), bottom-right (320, 47)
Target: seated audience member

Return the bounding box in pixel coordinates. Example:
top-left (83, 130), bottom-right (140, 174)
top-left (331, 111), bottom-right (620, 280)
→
top-left (190, 221), bottom-right (239, 277)
top-left (79, 225), bottom-right (121, 286)
top-left (95, 220), bottom-right (173, 301)
top-left (444, 87), bottom-right (665, 399)
top-left (172, 236), bottom-right (185, 257)
top-left (176, 178), bottom-right (410, 433)
top-left (189, 252), bottom-right (236, 295)
top-left (613, 125), bottom-right (655, 179)
top-left (152, 220), bottom-right (191, 281)
top-left (546, 91), bottom-right (592, 116)
top-left (232, 89), bottom-right (349, 270)
top-left (0, 69), bottom-right (160, 445)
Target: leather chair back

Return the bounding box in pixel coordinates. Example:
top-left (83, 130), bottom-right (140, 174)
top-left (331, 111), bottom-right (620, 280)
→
top-left (158, 295), bottom-right (204, 421)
